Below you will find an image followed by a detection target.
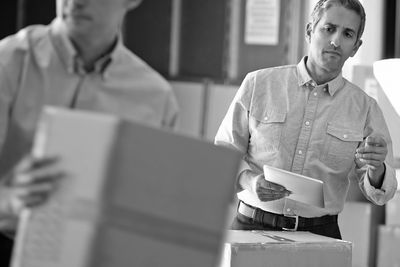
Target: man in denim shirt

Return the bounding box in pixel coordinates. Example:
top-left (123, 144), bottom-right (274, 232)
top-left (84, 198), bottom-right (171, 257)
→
top-left (215, 0), bottom-right (397, 239)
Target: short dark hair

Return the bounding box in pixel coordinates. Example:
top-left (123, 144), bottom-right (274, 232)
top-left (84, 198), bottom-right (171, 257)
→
top-left (310, 0), bottom-right (366, 41)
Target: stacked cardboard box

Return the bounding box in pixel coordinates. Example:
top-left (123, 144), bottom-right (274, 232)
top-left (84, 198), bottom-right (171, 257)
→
top-left (219, 230), bottom-right (352, 267)
top-left (338, 202), bottom-right (384, 267)
top-left (377, 226), bottom-right (400, 267)
top-left (376, 171), bottom-right (400, 267)
top-left (386, 191), bottom-right (400, 226)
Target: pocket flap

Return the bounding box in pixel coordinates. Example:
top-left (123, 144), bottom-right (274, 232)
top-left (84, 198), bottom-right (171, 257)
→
top-left (327, 124), bottom-right (363, 142)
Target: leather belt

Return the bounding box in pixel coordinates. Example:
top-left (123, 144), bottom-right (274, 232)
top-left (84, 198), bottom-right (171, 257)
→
top-left (237, 201), bottom-right (337, 231)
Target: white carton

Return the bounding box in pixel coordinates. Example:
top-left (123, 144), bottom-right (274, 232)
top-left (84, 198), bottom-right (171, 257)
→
top-left (11, 107), bottom-right (241, 267)
top-left (220, 230), bottom-right (352, 267)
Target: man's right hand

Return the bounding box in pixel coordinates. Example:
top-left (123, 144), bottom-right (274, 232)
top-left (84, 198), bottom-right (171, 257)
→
top-left (0, 155), bottom-right (64, 231)
top-left (252, 174), bottom-right (291, 202)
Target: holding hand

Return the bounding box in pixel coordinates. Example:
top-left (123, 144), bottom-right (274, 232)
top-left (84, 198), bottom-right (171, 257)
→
top-left (252, 174), bottom-right (291, 202)
top-left (355, 135), bottom-right (387, 187)
top-left (0, 155), bottom-right (64, 230)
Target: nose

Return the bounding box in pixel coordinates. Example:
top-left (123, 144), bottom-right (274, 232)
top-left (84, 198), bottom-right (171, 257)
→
top-left (330, 33), bottom-right (341, 48)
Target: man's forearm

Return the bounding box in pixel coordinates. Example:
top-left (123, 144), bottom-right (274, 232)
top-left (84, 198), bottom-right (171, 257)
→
top-left (368, 164), bottom-right (385, 188)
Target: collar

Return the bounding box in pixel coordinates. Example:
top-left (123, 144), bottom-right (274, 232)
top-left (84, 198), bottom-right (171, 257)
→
top-left (296, 56), bottom-right (345, 96)
top-left (49, 18), bottom-right (122, 77)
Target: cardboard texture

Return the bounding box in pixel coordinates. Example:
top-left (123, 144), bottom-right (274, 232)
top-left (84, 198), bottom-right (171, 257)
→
top-left (376, 226), bottom-right (400, 267)
top-left (11, 107), bottom-right (242, 267)
top-left (263, 165), bottom-right (324, 208)
top-left (219, 230), bottom-right (352, 267)
top-left (338, 202), bottom-right (385, 267)
top-left (386, 191), bottom-right (400, 226)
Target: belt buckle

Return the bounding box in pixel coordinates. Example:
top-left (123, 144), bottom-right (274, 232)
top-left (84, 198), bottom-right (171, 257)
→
top-left (282, 215), bottom-right (299, 231)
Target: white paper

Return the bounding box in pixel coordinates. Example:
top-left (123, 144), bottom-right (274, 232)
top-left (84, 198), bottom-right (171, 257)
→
top-left (263, 165), bottom-right (324, 208)
top-left (245, 0), bottom-right (280, 45)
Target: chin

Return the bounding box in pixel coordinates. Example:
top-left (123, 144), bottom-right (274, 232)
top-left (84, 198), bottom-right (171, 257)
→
top-left (65, 20), bottom-right (90, 34)
top-left (320, 59), bottom-right (342, 72)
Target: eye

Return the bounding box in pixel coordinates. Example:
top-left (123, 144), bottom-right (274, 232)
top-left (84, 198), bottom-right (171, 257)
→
top-left (324, 25), bottom-right (334, 33)
top-left (344, 31), bottom-right (354, 38)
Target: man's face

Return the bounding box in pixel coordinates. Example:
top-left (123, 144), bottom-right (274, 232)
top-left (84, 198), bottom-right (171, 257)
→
top-left (307, 5), bottom-right (362, 74)
top-left (56, 0), bottom-right (134, 38)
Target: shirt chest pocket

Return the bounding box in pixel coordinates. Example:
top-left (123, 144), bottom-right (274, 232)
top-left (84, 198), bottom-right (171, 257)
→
top-left (249, 110), bottom-right (286, 153)
top-left (323, 123), bottom-right (363, 169)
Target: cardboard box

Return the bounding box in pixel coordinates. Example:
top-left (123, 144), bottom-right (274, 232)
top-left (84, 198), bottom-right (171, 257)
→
top-left (377, 226), bottom-right (400, 267)
top-left (219, 230), bottom-right (352, 267)
top-left (170, 81), bottom-right (205, 138)
top-left (386, 191), bottom-right (400, 226)
top-left (11, 107), bottom-right (242, 267)
top-left (205, 83), bottom-right (237, 141)
top-left (338, 202), bottom-right (384, 267)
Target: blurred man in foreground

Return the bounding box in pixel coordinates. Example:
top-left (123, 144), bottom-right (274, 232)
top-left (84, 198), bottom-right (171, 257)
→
top-left (0, 0), bottom-right (178, 264)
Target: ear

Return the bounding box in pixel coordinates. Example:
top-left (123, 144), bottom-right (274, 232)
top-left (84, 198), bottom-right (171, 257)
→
top-left (126, 0), bottom-right (143, 10)
top-left (305, 23), bottom-right (312, 43)
top-left (350, 39), bottom-right (362, 57)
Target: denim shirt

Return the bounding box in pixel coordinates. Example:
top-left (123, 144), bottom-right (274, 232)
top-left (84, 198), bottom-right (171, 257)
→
top-left (0, 18), bottom-right (179, 180)
top-left (215, 57), bottom-right (397, 218)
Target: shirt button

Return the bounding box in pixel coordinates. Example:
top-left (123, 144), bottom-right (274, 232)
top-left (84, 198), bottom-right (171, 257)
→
top-left (313, 92), bottom-right (318, 96)
top-left (343, 134), bottom-right (348, 139)
top-left (305, 121), bottom-right (310, 126)
top-left (286, 208), bottom-right (291, 212)
top-left (298, 150), bottom-right (303, 155)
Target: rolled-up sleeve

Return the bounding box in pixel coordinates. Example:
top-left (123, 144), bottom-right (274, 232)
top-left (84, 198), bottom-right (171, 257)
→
top-left (357, 99), bottom-right (398, 205)
top-left (215, 73), bottom-right (263, 191)
top-left (214, 73), bottom-right (253, 153)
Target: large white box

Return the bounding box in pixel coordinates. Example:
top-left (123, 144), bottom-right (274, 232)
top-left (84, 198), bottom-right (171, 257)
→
top-left (386, 191), bottom-right (400, 226)
top-left (11, 107), bottom-right (242, 267)
top-left (377, 226), bottom-right (400, 267)
top-left (220, 230), bottom-right (352, 267)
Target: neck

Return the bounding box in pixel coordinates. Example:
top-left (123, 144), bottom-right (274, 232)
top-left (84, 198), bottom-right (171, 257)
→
top-left (69, 31), bottom-right (118, 71)
top-left (305, 57), bottom-right (341, 85)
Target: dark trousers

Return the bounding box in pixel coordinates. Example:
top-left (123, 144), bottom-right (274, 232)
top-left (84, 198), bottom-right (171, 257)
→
top-left (0, 233), bottom-right (13, 267)
top-left (232, 212), bottom-right (342, 239)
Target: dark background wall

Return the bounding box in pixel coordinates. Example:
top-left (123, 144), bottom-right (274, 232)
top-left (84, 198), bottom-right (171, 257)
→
top-left (0, 0), bottom-right (18, 39)
top-left (2, 0), bottom-right (399, 83)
